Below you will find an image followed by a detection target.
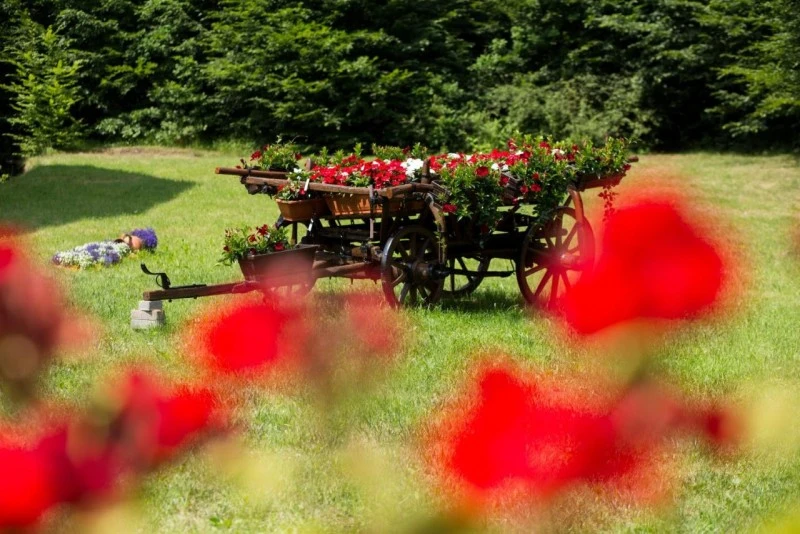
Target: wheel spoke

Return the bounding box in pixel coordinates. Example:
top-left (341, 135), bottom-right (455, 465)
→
top-left (399, 283), bottom-right (410, 303)
top-left (524, 264), bottom-right (545, 278)
top-left (534, 271), bottom-right (552, 298)
top-left (396, 240), bottom-right (410, 261)
top-left (555, 217), bottom-right (565, 247)
top-left (564, 225), bottom-right (578, 248)
top-left (561, 272), bottom-right (572, 291)
top-left (549, 273), bottom-right (560, 308)
top-left (419, 238), bottom-right (432, 259)
top-left (409, 236), bottom-right (418, 258)
top-left (457, 257), bottom-right (475, 283)
top-left (391, 270), bottom-right (407, 287)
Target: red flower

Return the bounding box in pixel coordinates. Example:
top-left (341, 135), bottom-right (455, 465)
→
top-left (154, 386), bottom-right (218, 459)
top-left (530, 183), bottom-right (541, 193)
top-left (295, 153), bottom-right (303, 160)
top-left (274, 242), bottom-right (285, 252)
top-left (428, 365), bottom-right (707, 508)
top-left (196, 301), bottom-right (296, 375)
top-left (250, 150), bottom-right (262, 161)
top-left (248, 235), bottom-right (257, 243)
top-left (563, 199), bottom-right (726, 334)
top-left (107, 371), bottom-right (224, 466)
top-left (443, 204), bottom-right (457, 214)
top-left (0, 245), bottom-right (14, 281)
top-left (223, 245), bottom-right (230, 252)
top-left (0, 440), bottom-right (59, 528)
top-left (475, 166), bottom-right (490, 178)
top-left (519, 185), bottom-right (529, 195)
top-left (257, 225), bottom-right (269, 236)
top-left (499, 176), bottom-right (509, 187)
top-left (532, 172), bottom-right (540, 181)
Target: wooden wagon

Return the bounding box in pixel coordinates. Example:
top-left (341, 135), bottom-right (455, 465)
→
top-left (141, 158), bottom-right (635, 308)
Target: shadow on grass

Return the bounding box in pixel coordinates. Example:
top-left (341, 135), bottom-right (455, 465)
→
top-left (438, 288), bottom-right (529, 315)
top-left (0, 165), bottom-right (194, 230)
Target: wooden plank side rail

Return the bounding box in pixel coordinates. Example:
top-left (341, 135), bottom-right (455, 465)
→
top-left (221, 172), bottom-right (437, 198)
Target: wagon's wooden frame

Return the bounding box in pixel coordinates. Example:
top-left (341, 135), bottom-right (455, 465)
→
top-left (142, 160), bottom-right (635, 308)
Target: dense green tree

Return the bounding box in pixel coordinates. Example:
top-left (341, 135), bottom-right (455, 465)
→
top-left (0, 0), bottom-right (28, 177)
top-left (2, 0), bottom-right (797, 153)
top-left (4, 21), bottom-right (83, 156)
top-left (710, 0), bottom-right (800, 146)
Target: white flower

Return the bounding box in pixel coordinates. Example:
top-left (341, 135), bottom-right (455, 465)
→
top-left (552, 149), bottom-right (564, 156)
top-left (502, 164), bottom-right (509, 171)
top-left (515, 150), bottom-right (524, 156)
top-left (447, 153), bottom-right (459, 159)
top-left (491, 163), bottom-right (499, 171)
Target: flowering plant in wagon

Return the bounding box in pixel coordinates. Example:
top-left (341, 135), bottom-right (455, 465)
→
top-left (432, 159), bottom-right (505, 230)
top-left (220, 224), bottom-right (290, 265)
top-left (247, 140), bottom-right (303, 172)
top-left (275, 168), bottom-right (315, 201)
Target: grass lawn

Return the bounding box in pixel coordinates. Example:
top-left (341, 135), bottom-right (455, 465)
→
top-left (1, 148), bottom-right (800, 532)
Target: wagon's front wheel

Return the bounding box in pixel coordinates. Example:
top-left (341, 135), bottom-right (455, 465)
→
top-left (381, 226), bottom-right (444, 308)
top-left (516, 207), bottom-right (594, 309)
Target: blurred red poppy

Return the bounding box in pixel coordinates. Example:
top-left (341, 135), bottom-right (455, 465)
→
top-left (193, 301), bottom-right (298, 376)
top-left (563, 199), bottom-right (725, 334)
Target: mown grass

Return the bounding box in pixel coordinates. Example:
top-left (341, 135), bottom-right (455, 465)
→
top-left (1, 149), bottom-right (800, 532)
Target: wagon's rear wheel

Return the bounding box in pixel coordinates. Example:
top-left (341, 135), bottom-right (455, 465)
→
top-left (441, 255), bottom-right (491, 298)
top-left (516, 206), bottom-right (594, 309)
top-left (381, 226), bottom-right (444, 308)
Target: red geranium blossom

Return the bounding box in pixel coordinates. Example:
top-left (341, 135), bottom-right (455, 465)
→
top-left (428, 364), bottom-right (732, 510)
top-left (443, 204), bottom-right (458, 214)
top-left (0, 245), bottom-right (14, 281)
top-left (563, 198), bottom-right (726, 334)
top-left (191, 300), bottom-right (299, 376)
top-left (431, 365), bottom-right (666, 505)
top-left (475, 166), bottom-right (490, 178)
top-left (108, 371), bottom-right (224, 466)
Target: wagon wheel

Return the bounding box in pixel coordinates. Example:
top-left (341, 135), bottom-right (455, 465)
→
top-left (516, 206), bottom-right (594, 309)
top-left (381, 226), bottom-right (444, 308)
top-left (441, 255), bottom-right (491, 298)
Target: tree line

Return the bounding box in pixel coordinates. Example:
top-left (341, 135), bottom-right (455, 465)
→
top-left (1, 0), bottom-right (799, 176)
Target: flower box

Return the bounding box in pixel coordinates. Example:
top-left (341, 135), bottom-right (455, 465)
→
top-left (276, 198), bottom-right (330, 221)
top-left (576, 172), bottom-right (625, 191)
top-left (237, 245), bottom-right (318, 283)
top-left (324, 195), bottom-right (424, 217)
